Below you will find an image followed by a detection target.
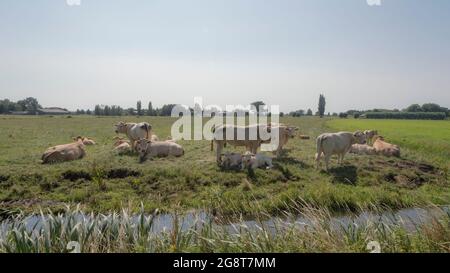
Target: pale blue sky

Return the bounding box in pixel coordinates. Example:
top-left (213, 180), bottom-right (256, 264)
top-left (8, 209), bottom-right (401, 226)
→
top-left (0, 0), bottom-right (449, 112)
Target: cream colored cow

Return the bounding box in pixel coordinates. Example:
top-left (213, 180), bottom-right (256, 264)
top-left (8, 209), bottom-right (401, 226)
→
top-left (373, 136), bottom-right (401, 157)
top-left (136, 139), bottom-right (184, 162)
top-left (115, 122), bottom-right (152, 151)
top-left (42, 139), bottom-right (86, 164)
top-left (315, 131), bottom-right (366, 171)
top-left (349, 144), bottom-right (377, 155)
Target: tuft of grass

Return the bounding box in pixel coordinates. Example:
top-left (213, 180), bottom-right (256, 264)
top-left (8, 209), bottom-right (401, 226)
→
top-left (0, 203), bottom-right (449, 253)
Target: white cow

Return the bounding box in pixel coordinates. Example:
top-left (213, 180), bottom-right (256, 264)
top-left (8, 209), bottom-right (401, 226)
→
top-left (136, 139), bottom-right (184, 162)
top-left (315, 131), bottom-right (366, 171)
top-left (220, 152), bottom-right (244, 170)
top-left (241, 152), bottom-right (273, 170)
top-left (115, 122), bottom-right (152, 151)
top-left (349, 144), bottom-right (377, 155)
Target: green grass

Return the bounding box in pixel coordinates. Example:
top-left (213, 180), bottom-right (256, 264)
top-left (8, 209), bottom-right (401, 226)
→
top-left (0, 115), bottom-right (449, 215)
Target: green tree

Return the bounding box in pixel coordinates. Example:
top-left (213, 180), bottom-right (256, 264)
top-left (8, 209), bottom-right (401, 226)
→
top-left (16, 97), bottom-right (41, 114)
top-left (147, 101), bottom-right (154, 116)
top-left (137, 101), bottom-right (142, 116)
top-left (405, 104), bottom-right (422, 112)
top-left (251, 101), bottom-right (266, 115)
top-left (318, 94), bottom-right (326, 118)
top-left (94, 105), bottom-right (102, 116)
top-left (306, 109), bottom-right (313, 116)
top-left (422, 103), bottom-right (442, 112)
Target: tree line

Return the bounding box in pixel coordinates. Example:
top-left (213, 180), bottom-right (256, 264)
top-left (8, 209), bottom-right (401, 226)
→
top-left (340, 103), bottom-right (449, 120)
top-left (89, 102), bottom-right (177, 116)
top-left (0, 97), bottom-right (42, 114)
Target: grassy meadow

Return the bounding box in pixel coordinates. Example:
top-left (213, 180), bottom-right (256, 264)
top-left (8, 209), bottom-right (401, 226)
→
top-left (0, 115), bottom-right (449, 216)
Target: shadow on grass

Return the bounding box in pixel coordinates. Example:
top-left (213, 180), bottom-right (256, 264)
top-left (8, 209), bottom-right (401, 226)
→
top-left (328, 165), bottom-right (358, 185)
top-left (275, 156), bottom-right (311, 169)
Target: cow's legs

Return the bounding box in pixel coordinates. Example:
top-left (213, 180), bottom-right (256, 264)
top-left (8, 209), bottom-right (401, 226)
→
top-left (324, 154), bottom-right (331, 171)
top-left (216, 141), bottom-right (224, 163)
top-left (340, 152), bottom-right (347, 164)
top-left (315, 152), bottom-right (322, 169)
top-left (251, 143), bottom-right (259, 154)
top-left (276, 146), bottom-right (282, 158)
top-left (130, 139), bottom-right (136, 152)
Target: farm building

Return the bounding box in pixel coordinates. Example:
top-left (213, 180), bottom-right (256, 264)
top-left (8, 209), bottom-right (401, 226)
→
top-left (36, 107), bottom-right (71, 115)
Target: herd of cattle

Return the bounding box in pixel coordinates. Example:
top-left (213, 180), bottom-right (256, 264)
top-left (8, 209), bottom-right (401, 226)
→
top-left (41, 121), bottom-right (401, 171)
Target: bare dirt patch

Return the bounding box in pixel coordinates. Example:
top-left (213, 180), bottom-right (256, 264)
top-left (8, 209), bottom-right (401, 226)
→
top-left (376, 159), bottom-right (442, 189)
top-left (61, 170), bottom-right (92, 181)
top-left (106, 168), bottom-right (141, 179)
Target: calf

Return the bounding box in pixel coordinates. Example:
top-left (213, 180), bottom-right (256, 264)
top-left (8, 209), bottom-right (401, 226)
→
top-left (136, 139), bottom-right (184, 162)
top-left (372, 136), bottom-right (401, 157)
top-left (220, 152), bottom-right (243, 170)
top-left (113, 136), bottom-right (129, 147)
top-left (349, 144), bottom-right (377, 155)
top-left (113, 142), bottom-right (132, 155)
top-left (315, 131), bottom-right (366, 171)
top-left (241, 152), bottom-right (273, 170)
top-left (42, 139), bottom-right (86, 164)
top-left (74, 136), bottom-right (96, 145)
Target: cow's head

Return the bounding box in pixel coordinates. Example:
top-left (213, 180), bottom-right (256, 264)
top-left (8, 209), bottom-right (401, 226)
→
top-left (286, 126), bottom-right (299, 138)
top-left (373, 135), bottom-right (384, 142)
top-left (353, 131), bottom-right (366, 144)
top-left (241, 152), bottom-right (255, 170)
top-left (364, 130), bottom-right (378, 141)
top-left (115, 122), bottom-right (127, 134)
top-left (136, 138), bottom-right (151, 162)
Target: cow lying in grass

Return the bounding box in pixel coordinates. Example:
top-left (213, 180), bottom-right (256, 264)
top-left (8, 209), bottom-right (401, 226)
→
top-left (74, 136), bottom-right (96, 145)
top-left (42, 138), bottom-right (86, 164)
top-left (220, 152), bottom-right (243, 170)
top-left (241, 152), bottom-right (273, 170)
top-left (349, 144), bottom-right (377, 155)
top-left (373, 135), bottom-right (401, 157)
top-left (315, 131), bottom-right (366, 171)
top-left (113, 137), bottom-right (132, 155)
top-left (136, 139), bottom-right (184, 162)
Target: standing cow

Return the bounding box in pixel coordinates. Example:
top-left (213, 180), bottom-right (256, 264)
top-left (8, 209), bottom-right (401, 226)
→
top-left (315, 131), bottom-right (366, 171)
top-left (211, 124), bottom-right (270, 163)
top-left (115, 122), bottom-right (152, 151)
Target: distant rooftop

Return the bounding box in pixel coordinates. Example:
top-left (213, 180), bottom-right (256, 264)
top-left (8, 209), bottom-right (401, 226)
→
top-left (37, 107), bottom-right (71, 114)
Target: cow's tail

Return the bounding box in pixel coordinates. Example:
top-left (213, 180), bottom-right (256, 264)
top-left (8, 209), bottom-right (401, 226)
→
top-left (315, 135), bottom-right (325, 161)
top-left (141, 123), bottom-right (150, 140)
